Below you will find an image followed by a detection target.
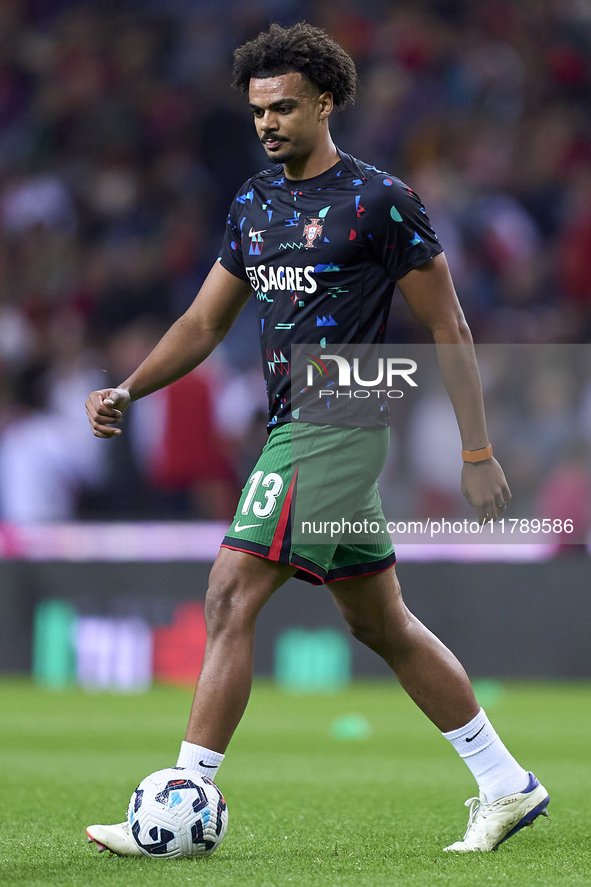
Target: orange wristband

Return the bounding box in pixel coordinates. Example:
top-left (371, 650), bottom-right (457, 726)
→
top-left (462, 444), bottom-right (493, 463)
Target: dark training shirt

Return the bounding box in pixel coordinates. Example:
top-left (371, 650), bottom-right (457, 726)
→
top-left (218, 150), bottom-right (443, 429)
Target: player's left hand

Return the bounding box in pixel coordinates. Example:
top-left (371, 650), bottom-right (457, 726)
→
top-left (461, 457), bottom-right (512, 524)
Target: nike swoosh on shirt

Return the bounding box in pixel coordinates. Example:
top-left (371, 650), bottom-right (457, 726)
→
top-left (234, 522), bottom-right (262, 532)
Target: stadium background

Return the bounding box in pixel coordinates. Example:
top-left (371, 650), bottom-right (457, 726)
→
top-left (0, 0), bottom-right (590, 686)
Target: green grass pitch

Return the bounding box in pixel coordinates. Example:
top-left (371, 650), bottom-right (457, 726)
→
top-left (1, 678), bottom-right (589, 887)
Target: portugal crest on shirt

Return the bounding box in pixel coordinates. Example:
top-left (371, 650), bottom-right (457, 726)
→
top-left (302, 217), bottom-right (324, 248)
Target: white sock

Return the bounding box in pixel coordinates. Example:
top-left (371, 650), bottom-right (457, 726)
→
top-left (176, 741), bottom-right (225, 780)
top-left (443, 708), bottom-right (529, 803)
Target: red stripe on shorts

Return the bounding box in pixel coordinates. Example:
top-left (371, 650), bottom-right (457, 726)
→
top-left (269, 466), bottom-right (298, 561)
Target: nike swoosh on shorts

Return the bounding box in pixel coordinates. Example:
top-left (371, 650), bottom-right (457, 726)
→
top-left (234, 522), bottom-right (262, 532)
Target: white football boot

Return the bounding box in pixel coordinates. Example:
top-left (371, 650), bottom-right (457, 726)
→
top-left (86, 821), bottom-right (143, 856)
top-left (444, 772), bottom-right (550, 852)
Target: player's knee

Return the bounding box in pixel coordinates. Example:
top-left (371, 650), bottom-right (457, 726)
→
top-left (344, 614), bottom-right (388, 651)
top-left (204, 579), bottom-right (252, 635)
top-left (204, 563), bottom-right (268, 636)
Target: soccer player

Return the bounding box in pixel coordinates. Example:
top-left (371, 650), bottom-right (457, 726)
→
top-left (85, 23), bottom-right (549, 855)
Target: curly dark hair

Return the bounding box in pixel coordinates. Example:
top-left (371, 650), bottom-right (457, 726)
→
top-left (232, 22), bottom-right (357, 108)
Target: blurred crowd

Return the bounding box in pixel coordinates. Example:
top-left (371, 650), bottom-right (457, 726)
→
top-left (0, 0), bottom-right (591, 526)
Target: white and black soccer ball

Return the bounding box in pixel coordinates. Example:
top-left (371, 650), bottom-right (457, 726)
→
top-left (127, 767), bottom-right (228, 858)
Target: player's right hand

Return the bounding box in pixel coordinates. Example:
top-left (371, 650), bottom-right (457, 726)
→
top-left (85, 388), bottom-right (131, 438)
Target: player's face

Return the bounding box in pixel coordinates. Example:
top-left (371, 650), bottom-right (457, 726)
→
top-left (249, 73), bottom-right (331, 168)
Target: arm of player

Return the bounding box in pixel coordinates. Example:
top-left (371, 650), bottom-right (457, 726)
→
top-left (85, 262), bottom-right (252, 439)
top-left (396, 252), bottom-right (511, 523)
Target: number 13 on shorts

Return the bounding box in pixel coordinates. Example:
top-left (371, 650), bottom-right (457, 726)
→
top-left (241, 470), bottom-right (284, 519)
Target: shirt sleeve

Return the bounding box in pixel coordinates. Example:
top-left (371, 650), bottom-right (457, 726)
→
top-left (217, 191), bottom-right (249, 281)
top-left (364, 176), bottom-right (444, 282)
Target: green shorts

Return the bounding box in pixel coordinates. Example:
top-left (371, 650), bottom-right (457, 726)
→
top-left (221, 422), bottom-right (396, 585)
